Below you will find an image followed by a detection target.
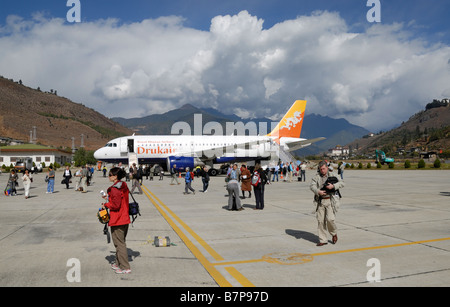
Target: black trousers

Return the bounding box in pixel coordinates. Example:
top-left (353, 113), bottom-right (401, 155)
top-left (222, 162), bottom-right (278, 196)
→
top-left (254, 184), bottom-right (265, 209)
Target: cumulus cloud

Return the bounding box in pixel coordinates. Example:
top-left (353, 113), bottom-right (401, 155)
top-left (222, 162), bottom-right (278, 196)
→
top-left (0, 10), bottom-right (449, 130)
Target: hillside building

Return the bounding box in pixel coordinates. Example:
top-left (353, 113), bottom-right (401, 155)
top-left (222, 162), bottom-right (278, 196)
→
top-left (327, 145), bottom-right (350, 159)
top-left (0, 144), bottom-right (72, 167)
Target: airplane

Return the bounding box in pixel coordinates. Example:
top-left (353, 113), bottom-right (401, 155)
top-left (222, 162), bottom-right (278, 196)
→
top-left (93, 100), bottom-right (325, 175)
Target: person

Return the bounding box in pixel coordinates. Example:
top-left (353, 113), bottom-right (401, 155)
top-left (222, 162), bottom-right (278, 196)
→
top-left (101, 167), bottom-right (131, 274)
top-left (226, 164), bottom-right (243, 211)
top-left (130, 163), bottom-right (143, 194)
top-left (74, 167), bottom-right (82, 191)
top-left (310, 160), bottom-right (345, 246)
top-left (159, 166), bottom-right (164, 180)
top-left (338, 162), bottom-right (345, 180)
top-left (22, 169), bottom-right (32, 199)
top-left (47, 166), bottom-right (55, 194)
top-left (240, 164), bottom-right (251, 199)
top-left (201, 166), bottom-right (210, 192)
top-left (170, 164), bottom-right (180, 185)
top-left (252, 163), bottom-right (267, 210)
top-left (272, 164), bottom-right (279, 182)
top-left (184, 167), bottom-right (195, 194)
top-left (63, 165), bottom-right (72, 189)
top-left (102, 165), bottom-right (107, 177)
top-left (80, 165), bottom-right (89, 193)
top-left (300, 162), bottom-right (306, 182)
top-left (287, 162), bottom-right (294, 182)
top-left (8, 170), bottom-right (18, 196)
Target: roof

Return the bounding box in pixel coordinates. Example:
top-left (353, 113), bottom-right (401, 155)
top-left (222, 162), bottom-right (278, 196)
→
top-left (0, 144), bottom-right (72, 154)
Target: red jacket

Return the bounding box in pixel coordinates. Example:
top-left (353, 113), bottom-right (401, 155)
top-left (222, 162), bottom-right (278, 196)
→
top-left (105, 181), bottom-right (130, 226)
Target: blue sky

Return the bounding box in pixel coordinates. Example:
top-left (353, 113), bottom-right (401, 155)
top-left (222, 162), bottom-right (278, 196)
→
top-left (1, 0), bottom-right (449, 130)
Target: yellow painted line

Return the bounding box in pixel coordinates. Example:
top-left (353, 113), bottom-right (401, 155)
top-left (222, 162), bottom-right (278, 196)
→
top-left (310, 237), bottom-right (450, 257)
top-left (141, 185), bottom-right (254, 287)
top-left (142, 185), bottom-right (223, 261)
top-left (213, 237), bottom-right (450, 266)
top-left (225, 267), bottom-right (255, 287)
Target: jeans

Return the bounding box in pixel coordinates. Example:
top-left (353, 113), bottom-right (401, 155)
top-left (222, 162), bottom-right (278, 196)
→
top-left (47, 179), bottom-right (54, 193)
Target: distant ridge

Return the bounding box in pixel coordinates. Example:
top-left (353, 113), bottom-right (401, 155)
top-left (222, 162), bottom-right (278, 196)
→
top-left (347, 100), bottom-right (450, 155)
top-left (0, 76), bottom-right (133, 150)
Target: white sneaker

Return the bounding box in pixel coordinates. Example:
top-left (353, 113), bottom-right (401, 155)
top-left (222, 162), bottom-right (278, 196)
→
top-left (115, 268), bottom-right (131, 274)
top-left (111, 263), bottom-right (119, 271)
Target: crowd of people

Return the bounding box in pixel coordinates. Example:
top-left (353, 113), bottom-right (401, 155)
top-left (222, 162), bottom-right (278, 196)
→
top-left (3, 159), bottom-right (345, 248)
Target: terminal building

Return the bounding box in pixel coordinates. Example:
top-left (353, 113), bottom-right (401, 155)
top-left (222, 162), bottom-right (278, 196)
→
top-left (0, 144), bottom-right (72, 167)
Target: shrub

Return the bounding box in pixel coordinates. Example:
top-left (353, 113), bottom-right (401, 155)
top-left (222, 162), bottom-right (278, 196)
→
top-left (418, 159), bottom-right (426, 168)
top-left (358, 163), bottom-right (363, 169)
top-left (388, 162), bottom-right (394, 169)
top-left (367, 162), bottom-right (371, 169)
top-left (434, 158), bottom-right (441, 168)
top-left (404, 160), bottom-right (411, 168)
top-left (376, 162), bottom-right (382, 168)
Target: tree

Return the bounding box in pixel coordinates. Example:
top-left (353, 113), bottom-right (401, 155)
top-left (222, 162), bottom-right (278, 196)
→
top-left (404, 160), bottom-right (411, 169)
top-left (434, 158), bottom-right (441, 168)
top-left (73, 148), bottom-right (97, 166)
top-left (418, 159), bottom-right (426, 169)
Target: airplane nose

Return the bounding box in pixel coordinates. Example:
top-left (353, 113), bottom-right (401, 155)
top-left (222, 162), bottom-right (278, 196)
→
top-left (94, 148), bottom-right (103, 160)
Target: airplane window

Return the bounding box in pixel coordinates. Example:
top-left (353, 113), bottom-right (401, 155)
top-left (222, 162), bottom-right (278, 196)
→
top-left (113, 143), bottom-right (117, 147)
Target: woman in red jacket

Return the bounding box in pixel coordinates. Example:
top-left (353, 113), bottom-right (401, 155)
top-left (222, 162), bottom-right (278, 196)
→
top-left (102, 167), bottom-right (131, 274)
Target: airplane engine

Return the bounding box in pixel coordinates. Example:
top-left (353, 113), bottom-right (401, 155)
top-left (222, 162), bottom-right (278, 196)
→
top-left (167, 156), bottom-right (203, 173)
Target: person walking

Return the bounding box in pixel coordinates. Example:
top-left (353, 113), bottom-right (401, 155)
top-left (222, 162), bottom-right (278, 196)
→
top-left (8, 170), bottom-right (18, 196)
top-left (272, 164), bottom-right (279, 182)
top-left (130, 163), bottom-right (143, 194)
top-left (184, 167), bottom-right (195, 194)
top-left (252, 163), bottom-right (267, 210)
top-left (46, 166), bottom-right (55, 194)
top-left (201, 166), bottom-right (210, 192)
top-left (101, 167), bottom-right (131, 274)
top-left (22, 169), bottom-right (32, 199)
top-left (240, 164), bottom-right (252, 199)
top-left (63, 165), bottom-right (72, 189)
top-left (80, 165), bottom-right (89, 193)
top-left (170, 164), bottom-right (180, 185)
top-left (310, 160), bottom-right (345, 246)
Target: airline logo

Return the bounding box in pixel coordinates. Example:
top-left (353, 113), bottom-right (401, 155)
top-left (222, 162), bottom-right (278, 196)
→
top-left (279, 110), bottom-right (303, 131)
top-left (137, 146), bottom-right (176, 155)
top-left (268, 100), bottom-right (306, 141)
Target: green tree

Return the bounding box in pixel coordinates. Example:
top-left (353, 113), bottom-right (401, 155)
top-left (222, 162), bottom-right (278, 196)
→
top-left (73, 148), bottom-right (97, 166)
top-left (434, 158), bottom-right (441, 168)
top-left (418, 159), bottom-right (426, 169)
top-left (404, 160), bottom-right (411, 169)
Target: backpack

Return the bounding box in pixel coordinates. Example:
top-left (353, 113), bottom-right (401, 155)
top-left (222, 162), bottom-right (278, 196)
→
top-left (128, 190), bottom-right (141, 226)
top-left (251, 171), bottom-right (261, 187)
top-left (190, 171), bottom-right (194, 180)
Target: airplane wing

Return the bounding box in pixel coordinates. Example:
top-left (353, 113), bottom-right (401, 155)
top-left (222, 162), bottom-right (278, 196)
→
top-left (285, 137), bottom-right (326, 152)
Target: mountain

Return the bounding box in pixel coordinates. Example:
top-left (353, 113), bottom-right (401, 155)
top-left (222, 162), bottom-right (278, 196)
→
top-left (0, 76), bottom-right (133, 150)
top-left (113, 103), bottom-right (370, 155)
top-left (346, 100), bottom-right (450, 155)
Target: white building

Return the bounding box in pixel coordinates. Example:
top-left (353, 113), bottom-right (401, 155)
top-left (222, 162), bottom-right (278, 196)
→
top-left (0, 144), bottom-right (72, 167)
top-left (328, 145), bottom-right (350, 159)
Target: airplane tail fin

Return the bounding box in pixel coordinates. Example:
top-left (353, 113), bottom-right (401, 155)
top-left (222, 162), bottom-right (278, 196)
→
top-left (267, 100), bottom-right (306, 142)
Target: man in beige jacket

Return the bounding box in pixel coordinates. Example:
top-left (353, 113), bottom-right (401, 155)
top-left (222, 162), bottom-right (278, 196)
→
top-left (310, 161), bottom-right (345, 246)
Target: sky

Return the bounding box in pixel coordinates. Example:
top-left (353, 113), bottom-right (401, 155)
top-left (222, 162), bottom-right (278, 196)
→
top-left (1, 0), bottom-right (450, 131)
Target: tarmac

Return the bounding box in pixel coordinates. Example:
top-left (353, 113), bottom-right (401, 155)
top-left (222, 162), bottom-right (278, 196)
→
top-left (0, 168), bottom-right (449, 288)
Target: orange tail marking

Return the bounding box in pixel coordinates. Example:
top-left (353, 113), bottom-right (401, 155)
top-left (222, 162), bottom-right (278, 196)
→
top-left (267, 100), bottom-right (306, 143)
